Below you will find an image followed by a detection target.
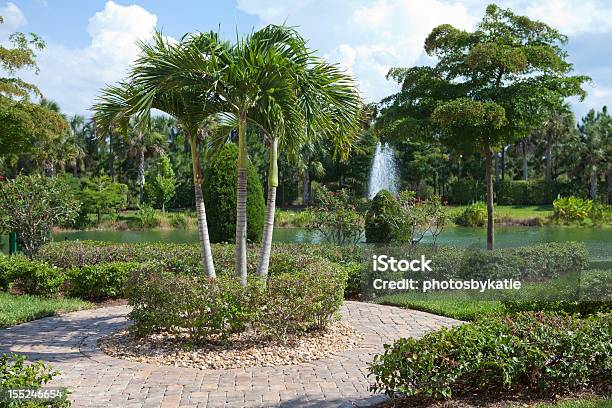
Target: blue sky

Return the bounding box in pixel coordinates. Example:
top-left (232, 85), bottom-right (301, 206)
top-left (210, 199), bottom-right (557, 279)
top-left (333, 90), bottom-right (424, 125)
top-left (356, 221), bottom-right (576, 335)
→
top-left (2, 0), bottom-right (612, 119)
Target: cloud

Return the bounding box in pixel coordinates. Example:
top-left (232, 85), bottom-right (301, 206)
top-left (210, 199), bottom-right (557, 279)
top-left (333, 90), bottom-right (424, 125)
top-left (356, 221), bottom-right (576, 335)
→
top-left (237, 0), bottom-right (475, 101)
top-left (524, 0), bottom-right (612, 36)
top-left (0, 2), bottom-right (27, 35)
top-left (19, 1), bottom-right (160, 115)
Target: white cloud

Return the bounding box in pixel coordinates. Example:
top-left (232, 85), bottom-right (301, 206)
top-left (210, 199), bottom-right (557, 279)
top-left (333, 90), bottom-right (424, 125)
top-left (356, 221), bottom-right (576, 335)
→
top-left (524, 0), bottom-right (612, 35)
top-left (19, 1), bottom-right (160, 115)
top-left (238, 0), bottom-right (475, 101)
top-left (0, 2), bottom-right (26, 35)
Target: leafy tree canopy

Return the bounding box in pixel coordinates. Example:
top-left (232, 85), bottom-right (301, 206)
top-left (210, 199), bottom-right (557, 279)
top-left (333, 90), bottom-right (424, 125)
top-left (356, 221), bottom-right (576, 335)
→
top-left (378, 4), bottom-right (590, 153)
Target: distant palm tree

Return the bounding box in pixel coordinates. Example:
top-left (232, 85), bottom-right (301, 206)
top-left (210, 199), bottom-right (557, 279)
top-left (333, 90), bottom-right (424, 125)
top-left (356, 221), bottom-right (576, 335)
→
top-left (68, 114), bottom-right (86, 176)
top-left (576, 107), bottom-right (611, 199)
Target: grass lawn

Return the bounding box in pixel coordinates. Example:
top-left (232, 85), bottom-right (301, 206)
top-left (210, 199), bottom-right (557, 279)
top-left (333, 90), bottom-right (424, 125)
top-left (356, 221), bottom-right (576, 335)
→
top-left (450, 204), bottom-right (553, 220)
top-left (373, 273), bottom-right (584, 321)
top-left (0, 292), bottom-right (93, 328)
top-left (374, 291), bottom-right (504, 320)
top-left (535, 397), bottom-right (612, 407)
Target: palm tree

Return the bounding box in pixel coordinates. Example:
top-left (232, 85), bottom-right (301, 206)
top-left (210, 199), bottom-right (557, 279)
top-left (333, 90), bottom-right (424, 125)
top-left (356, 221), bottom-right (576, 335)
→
top-left (68, 114), bottom-right (86, 176)
top-left (541, 103), bottom-right (574, 182)
top-left (254, 61), bottom-right (362, 278)
top-left (176, 25), bottom-right (321, 284)
top-left (120, 33), bottom-right (225, 279)
top-left (576, 107), bottom-right (611, 199)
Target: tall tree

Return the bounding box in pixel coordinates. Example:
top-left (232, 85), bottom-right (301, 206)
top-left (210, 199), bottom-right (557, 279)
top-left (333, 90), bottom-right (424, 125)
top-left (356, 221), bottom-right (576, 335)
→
top-left (0, 17), bottom-right (67, 162)
top-left (378, 4), bottom-right (589, 249)
top-left (100, 34), bottom-right (226, 279)
top-left (540, 103), bottom-right (574, 182)
top-left (253, 61), bottom-right (362, 278)
top-left (576, 107), bottom-right (611, 199)
top-left (181, 26), bottom-right (323, 284)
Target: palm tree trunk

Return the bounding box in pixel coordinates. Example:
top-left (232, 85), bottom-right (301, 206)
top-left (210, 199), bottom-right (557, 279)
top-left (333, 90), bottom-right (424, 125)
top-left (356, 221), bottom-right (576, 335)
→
top-left (590, 165), bottom-right (598, 199)
top-left (545, 130), bottom-right (553, 182)
top-left (235, 113), bottom-right (248, 286)
top-left (190, 137), bottom-right (216, 279)
top-left (607, 167), bottom-right (612, 205)
top-left (138, 146), bottom-right (145, 204)
top-left (484, 144), bottom-right (494, 251)
top-left (522, 140), bottom-right (528, 181)
top-left (257, 137), bottom-right (278, 279)
top-left (501, 147), bottom-right (505, 181)
top-left (494, 152), bottom-right (500, 183)
top-left (108, 129), bottom-right (115, 182)
top-left (302, 169), bottom-right (310, 206)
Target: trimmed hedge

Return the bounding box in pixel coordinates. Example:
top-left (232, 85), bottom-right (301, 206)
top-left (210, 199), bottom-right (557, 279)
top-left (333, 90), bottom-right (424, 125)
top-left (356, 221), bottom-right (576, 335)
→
top-left (365, 190), bottom-right (399, 243)
top-left (126, 258), bottom-right (347, 342)
top-left (67, 262), bottom-right (139, 300)
top-left (447, 178), bottom-right (579, 205)
top-left (37, 241), bottom-right (589, 296)
top-left (202, 143), bottom-right (265, 243)
top-left (36, 241), bottom-right (364, 275)
top-left (0, 254), bottom-right (64, 296)
top-left (369, 312), bottom-right (612, 400)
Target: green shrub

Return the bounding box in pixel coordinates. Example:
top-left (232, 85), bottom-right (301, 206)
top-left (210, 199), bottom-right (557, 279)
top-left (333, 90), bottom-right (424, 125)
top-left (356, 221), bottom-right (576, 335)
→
top-left (202, 143), bottom-right (264, 243)
top-left (133, 204), bottom-right (161, 229)
top-left (127, 267), bottom-right (257, 342)
top-left (454, 201), bottom-right (486, 227)
top-left (369, 312), bottom-right (612, 400)
top-left (168, 212), bottom-right (189, 229)
top-left (67, 262), bottom-right (139, 300)
top-left (2, 255), bottom-right (65, 296)
top-left (365, 190), bottom-right (399, 243)
top-left (126, 258), bottom-right (346, 343)
top-left (553, 196), bottom-right (593, 223)
top-left (0, 353), bottom-right (70, 407)
top-left (589, 202), bottom-right (612, 225)
top-left (259, 259), bottom-right (347, 339)
top-left (0, 254), bottom-right (12, 291)
top-left (307, 187), bottom-right (364, 245)
top-left (504, 269), bottom-right (612, 316)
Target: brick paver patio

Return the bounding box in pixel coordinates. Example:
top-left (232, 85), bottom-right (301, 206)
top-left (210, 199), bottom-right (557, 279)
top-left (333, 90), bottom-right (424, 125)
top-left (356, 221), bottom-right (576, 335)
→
top-left (0, 301), bottom-right (460, 407)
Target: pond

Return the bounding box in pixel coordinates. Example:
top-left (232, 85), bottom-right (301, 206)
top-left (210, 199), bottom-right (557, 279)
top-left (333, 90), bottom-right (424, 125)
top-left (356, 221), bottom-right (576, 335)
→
top-left (2, 226), bottom-right (610, 264)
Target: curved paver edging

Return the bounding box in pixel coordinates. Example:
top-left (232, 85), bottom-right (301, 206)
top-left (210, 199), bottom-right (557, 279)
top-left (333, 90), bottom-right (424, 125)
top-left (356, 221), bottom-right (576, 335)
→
top-left (0, 301), bottom-right (460, 408)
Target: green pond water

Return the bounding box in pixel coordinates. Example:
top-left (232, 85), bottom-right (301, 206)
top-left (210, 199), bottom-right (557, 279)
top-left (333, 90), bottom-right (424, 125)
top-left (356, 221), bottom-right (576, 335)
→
top-left (2, 226), bottom-right (610, 264)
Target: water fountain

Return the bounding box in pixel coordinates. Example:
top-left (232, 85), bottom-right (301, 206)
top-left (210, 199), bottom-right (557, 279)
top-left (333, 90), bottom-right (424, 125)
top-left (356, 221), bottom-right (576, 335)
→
top-left (367, 142), bottom-right (399, 199)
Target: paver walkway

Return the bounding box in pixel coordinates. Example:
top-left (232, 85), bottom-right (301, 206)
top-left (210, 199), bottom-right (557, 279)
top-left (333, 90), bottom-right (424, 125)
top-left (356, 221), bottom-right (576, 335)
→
top-left (0, 301), bottom-right (460, 408)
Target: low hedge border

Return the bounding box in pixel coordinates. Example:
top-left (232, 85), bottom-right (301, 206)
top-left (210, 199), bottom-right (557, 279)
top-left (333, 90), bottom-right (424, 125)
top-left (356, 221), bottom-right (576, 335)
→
top-left (369, 312), bottom-right (612, 400)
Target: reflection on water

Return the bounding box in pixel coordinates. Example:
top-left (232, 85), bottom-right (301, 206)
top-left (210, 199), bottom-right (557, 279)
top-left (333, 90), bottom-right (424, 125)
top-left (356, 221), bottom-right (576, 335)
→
top-left (1, 226), bottom-right (610, 262)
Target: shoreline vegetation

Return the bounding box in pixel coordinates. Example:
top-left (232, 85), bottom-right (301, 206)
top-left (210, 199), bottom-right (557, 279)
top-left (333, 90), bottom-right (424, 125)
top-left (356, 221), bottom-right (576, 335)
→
top-left (50, 205), bottom-right (611, 233)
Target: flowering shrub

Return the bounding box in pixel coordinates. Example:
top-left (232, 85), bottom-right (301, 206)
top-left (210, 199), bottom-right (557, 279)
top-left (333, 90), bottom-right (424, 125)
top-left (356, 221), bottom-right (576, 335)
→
top-left (307, 187), bottom-right (364, 245)
top-left (126, 258), bottom-right (347, 342)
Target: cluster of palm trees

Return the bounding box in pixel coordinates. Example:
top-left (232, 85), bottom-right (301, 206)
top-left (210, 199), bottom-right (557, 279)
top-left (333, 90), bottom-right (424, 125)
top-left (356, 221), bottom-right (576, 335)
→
top-left (92, 25), bottom-right (362, 282)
